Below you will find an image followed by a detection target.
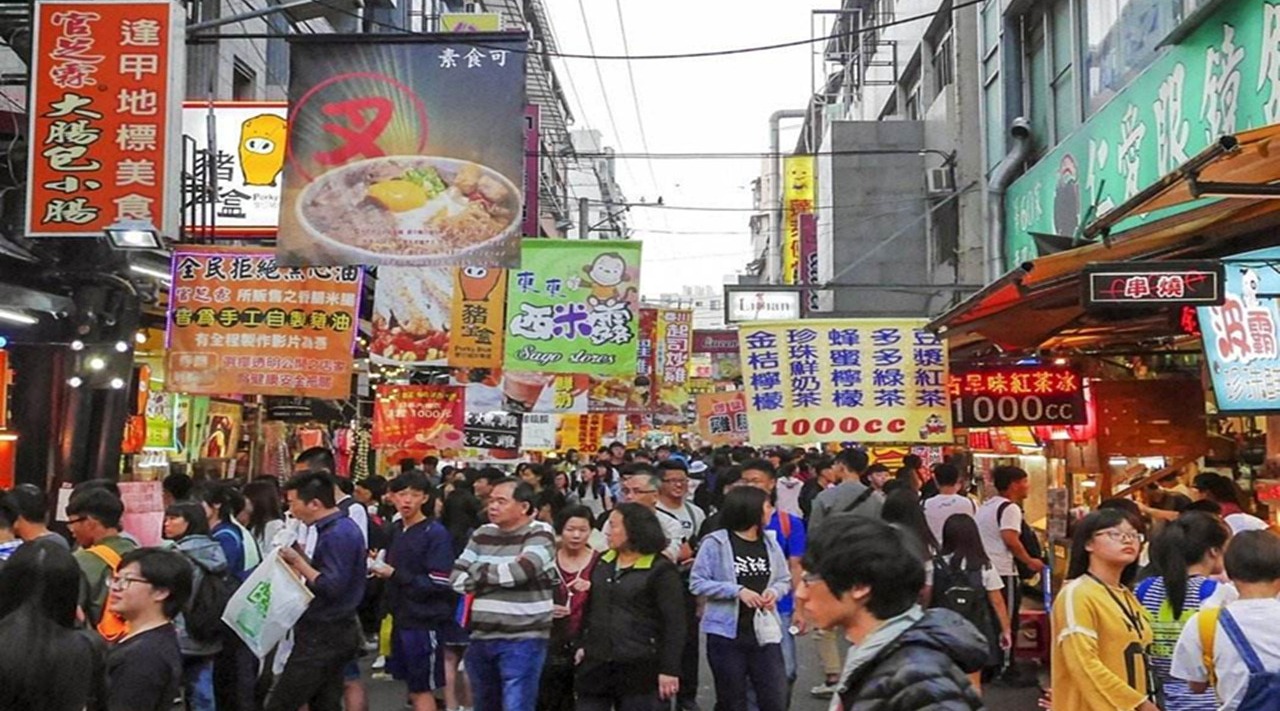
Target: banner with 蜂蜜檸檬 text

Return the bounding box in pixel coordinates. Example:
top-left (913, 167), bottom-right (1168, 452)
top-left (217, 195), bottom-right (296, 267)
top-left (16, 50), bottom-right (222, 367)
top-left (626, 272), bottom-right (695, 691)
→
top-left (737, 319), bottom-right (951, 444)
top-left (504, 240), bottom-right (641, 375)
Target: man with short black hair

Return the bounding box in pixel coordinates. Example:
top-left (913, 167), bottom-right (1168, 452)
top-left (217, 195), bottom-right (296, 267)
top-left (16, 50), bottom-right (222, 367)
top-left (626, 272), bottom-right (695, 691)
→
top-left (922, 463), bottom-right (977, 545)
top-left (106, 548), bottom-right (193, 711)
top-left (8, 483), bottom-right (68, 548)
top-left (67, 488), bottom-right (138, 632)
top-left (451, 478), bottom-right (557, 711)
top-left (657, 459), bottom-right (707, 711)
top-left (162, 472), bottom-right (193, 507)
top-left (976, 465), bottom-right (1044, 681)
top-left (796, 515), bottom-right (986, 709)
top-left (809, 448), bottom-right (881, 534)
top-left (268, 471), bottom-right (368, 711)
top-left (295, 446), bottom-right (337, 475)
top-left (606, 463), bottom-right (685, 562)
top-left (470, 467), bottom-right (507, 509)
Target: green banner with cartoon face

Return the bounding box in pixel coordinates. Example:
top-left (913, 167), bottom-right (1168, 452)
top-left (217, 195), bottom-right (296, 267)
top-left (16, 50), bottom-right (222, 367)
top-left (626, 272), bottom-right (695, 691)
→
top-left (503, 240), bottom-right (642, 376)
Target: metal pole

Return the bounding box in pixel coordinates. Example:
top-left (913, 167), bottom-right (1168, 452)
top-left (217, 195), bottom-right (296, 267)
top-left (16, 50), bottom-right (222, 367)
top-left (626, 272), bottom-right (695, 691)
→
top-left (579, 197), bottom-right (590, 240)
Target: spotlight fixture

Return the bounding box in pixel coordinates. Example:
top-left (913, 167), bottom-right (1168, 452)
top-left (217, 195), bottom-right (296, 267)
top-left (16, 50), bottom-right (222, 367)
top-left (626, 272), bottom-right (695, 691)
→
top-left (105, 220), bottom-right (162, 250)
top-left (0, 307), bottom-right (37, 326)
top-left (70, 339), bottom-right (85, 351)
top-left (109, 377), bottom-right (126, 389)
top-left (115, 341), bottom-right (129, 353)
top-left (88, 356), bottom-right (106, 371)
top-left (68, 376), bottom-right (83, 388)
top-left (135, 331), bottom-right (147, 344)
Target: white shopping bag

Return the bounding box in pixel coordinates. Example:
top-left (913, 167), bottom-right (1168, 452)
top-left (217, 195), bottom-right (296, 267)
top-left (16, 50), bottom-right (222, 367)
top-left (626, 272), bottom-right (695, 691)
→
top-left (222, 548), bottom-right (314, 658)
top-left (754, 609), bottom-right (783, 645)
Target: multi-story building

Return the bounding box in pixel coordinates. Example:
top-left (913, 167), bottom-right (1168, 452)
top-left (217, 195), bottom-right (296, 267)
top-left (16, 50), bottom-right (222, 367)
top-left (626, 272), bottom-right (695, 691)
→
top-left (650, 285), bottom-right (727, 330)
top-left (567, 128), bottom-right (629, 239)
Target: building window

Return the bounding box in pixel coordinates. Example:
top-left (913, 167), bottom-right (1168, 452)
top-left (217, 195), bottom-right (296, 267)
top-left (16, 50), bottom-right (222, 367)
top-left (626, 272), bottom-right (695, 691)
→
top-left (1049, 0), bottom-right (1078, 136)
top-left (932, 197), bottom-right (960, 267)
top-left (981, 0), bottom-right (1003, 171)
top-left (232, 59), bottom-right (256, 101)
top-left (933, 29), bottom-right (954, 97)
top-left (905, 80), bottom-right (921, 120)
top-left (1083, 0), bottom-right (1177, 115)
top-left (1023, 0), bottom-right (1078, 160)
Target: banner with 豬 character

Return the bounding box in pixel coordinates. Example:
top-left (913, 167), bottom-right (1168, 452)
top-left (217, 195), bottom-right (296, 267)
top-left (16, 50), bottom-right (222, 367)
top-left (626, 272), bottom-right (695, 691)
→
top-left (165, 247), bottom-right (362, 398)
top-left (737, 318), bottom-right (951, 444)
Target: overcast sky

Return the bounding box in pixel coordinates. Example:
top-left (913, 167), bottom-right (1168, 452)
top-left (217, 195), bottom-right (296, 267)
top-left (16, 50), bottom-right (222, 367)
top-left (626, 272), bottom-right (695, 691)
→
top-left (543, 0), bottom-right (831, 298)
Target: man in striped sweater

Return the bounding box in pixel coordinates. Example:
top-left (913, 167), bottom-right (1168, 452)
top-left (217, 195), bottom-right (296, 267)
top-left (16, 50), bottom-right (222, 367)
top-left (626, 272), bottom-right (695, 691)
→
top-left (451, 477), bottom-right (558, 711)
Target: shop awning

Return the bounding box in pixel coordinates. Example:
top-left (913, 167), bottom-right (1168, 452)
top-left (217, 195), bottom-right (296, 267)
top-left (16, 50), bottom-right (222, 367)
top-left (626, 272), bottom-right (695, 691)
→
top-left (932, 156), bottom-right (1280, 354)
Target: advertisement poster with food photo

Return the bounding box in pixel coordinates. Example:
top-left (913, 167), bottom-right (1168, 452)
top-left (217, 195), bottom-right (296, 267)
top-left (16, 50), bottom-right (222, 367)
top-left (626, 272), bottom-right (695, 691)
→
top-left (588, 307), bottom-right (656, 414)
top-left (449, 266), bottom-right (507, 369)
top-left (372, 266), bottom-right (453, 366)
top-left (737, 319), bottom-right (951, 445)
top-left (372, 384), bottom-right (465, 450)
top-left (165, 247), bottom-right (362, 399)
top-left (452, 370), bottom-right (588, 414)
top-left (277, 34), bottom-right (527, 267)
top-left (504, 240), bottom-right (642, 376)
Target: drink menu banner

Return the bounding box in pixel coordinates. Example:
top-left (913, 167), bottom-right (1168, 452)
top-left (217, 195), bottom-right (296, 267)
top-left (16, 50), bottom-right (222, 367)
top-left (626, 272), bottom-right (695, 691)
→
top-left (738, 319), bottom-right (951, 444)
top-left (27, 0), bottom-right (184, 237)
top-left (166, 247), bottom-right (361, 398)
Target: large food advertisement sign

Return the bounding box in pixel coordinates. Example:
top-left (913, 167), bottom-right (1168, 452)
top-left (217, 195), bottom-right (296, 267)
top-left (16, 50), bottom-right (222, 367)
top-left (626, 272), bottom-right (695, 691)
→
top-left (738, 319), bottom-right (951, 444)
top-left (373, 385), bottom-right (465, 449)
top-left (372, 267), bottom-right (453, 366)
top-left (26, 0), bottom-right (184, 237)
top-left (165, 247), bottom-right (362, 398)
top-left (1199, 247), bottom-right (1280, 411)
top-left (181, 101), bottom-right (287, 236)
top-left (277, 34), bottom-right (527, 267)
top-left (504, 240), bottom-right (642, 376)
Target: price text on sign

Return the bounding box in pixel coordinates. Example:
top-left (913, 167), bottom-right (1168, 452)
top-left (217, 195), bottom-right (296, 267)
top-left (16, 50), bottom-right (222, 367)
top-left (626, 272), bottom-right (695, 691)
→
top-left (948, 366), bottom-right (1087, 428)
top-left (770, 416), bottom-right (907, 438)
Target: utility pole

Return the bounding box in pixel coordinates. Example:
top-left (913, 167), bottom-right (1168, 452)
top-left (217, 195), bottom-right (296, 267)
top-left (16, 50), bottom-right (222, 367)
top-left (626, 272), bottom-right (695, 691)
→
top-left (579, 197), bottom-right (590, 240)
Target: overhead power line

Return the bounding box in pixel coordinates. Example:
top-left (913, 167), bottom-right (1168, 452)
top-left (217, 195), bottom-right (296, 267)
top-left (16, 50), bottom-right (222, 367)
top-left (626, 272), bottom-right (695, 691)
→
top-left (575, 0), bottom-right (633, 187)
top-left (612, 0), bottom-right (661, 197)
top-left (205, 0), bottom-right (984, 63)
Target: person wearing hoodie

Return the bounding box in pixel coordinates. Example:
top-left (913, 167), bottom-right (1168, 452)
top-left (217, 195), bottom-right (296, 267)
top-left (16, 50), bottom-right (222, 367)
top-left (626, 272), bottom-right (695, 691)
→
top-left (796, 513), bottom-right (986, 711)
top-left (162, 501), bottom-right (230, 711)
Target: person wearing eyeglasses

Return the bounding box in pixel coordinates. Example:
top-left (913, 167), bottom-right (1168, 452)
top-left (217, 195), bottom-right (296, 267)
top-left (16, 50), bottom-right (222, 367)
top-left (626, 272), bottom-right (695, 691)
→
top-left (598, 463), bottom-right (686, 563)
top-left (104, 548), bottom-right (193, 711)
top-left (1052, 509), bottom-right (1159, 711)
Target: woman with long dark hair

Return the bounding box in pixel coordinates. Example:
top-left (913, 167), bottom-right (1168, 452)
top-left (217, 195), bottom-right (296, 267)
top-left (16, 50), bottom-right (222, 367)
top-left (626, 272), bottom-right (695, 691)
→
top-left (0, 541), bottom-right (105, 711)
top-left (576, 503), bottom-right (685, 710)
top-left (935, 514), bottom-right (1012, 694)
top-left (1135, 511), bottom-right (1229, 710)
top-left (881, 487), bottom-right (938, 603)
top-left (199, 484), bottom-right (257, 711)
top-left (691, 487), bottom-right (791, 711)
top-left (1052, 509), bottom-right (1158, 711)
top-left (163, 501), bottom-right (230, 711)
top-left (242, 479), bottom-right (285, 553)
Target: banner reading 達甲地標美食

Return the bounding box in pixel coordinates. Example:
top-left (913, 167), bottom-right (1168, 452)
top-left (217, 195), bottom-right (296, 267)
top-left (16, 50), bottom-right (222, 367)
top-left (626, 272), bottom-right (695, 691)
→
top-left (503, 240), bottom-right (642, 376)
top-left (278, 34), bottom-right (527, 267)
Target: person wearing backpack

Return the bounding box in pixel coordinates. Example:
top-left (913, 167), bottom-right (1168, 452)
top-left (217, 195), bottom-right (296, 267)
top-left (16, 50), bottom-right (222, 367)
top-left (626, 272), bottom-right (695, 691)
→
top-left (1135, 511), bottom-right (1230, 710)
top-left (934, 515), bottom-right (1012, 695)
top-left (1172, 529), bottom-right (1280, 711)
top-left (66, 488), bottom-right (138, 643)
top-left (163, 501), bottom-right (231, 711)
top-left (976, 465), bottom-right (1045, 683)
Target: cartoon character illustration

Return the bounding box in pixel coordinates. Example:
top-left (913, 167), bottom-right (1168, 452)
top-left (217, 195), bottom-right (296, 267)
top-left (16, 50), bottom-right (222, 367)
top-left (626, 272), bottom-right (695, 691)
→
top-left (787, 161), bottom-right (811, 194)
top-left (459, 266), bottom-right (503, 301)
top-left (581, 252), bottom-right (634, 303)
top-left (238, 114), bottom-right (287, 186)
top-left (1241, 268), bottom-right (1262, 309)
top-left (918, 414), bottom-right (947, 439)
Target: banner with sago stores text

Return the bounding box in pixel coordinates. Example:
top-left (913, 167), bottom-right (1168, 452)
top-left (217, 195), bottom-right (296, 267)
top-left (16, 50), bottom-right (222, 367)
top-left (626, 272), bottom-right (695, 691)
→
top-left (737, 319), bottom-right (951, 444)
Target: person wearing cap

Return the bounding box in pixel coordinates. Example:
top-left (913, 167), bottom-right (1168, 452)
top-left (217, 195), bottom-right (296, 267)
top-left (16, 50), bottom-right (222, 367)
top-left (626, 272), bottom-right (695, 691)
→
top-left (657, 458), bottom-right (708, 711)
top-left (688, 460), bottom-right (710, 501)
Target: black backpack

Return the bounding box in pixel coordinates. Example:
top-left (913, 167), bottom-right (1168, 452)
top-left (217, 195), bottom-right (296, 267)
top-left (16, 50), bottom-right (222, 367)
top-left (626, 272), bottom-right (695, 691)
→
top-left (997, 501), bottom-right (1044, 580)
top-left (930, 555), bottom-right (992, 629)
top-left (185, 557), bottom-right (237, 643)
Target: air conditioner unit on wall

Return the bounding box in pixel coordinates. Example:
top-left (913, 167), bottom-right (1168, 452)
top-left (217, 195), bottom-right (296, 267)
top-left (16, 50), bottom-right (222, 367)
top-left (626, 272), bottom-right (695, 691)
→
top-left (927, 167), bottom-right (954, 195)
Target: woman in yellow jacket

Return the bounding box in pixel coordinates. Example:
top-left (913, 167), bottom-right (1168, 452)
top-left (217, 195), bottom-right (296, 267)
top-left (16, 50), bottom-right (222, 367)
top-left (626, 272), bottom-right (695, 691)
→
top-left (1051, 508), bottom-right (1160, 711)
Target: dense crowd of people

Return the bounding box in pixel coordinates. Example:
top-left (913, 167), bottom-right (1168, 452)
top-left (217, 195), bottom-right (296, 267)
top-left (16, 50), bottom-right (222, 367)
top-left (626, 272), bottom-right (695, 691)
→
top-left (0, 442), bottom-right (1277, 711)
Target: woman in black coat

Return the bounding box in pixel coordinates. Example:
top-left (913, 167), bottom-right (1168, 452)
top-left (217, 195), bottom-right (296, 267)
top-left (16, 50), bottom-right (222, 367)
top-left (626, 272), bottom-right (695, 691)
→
top-left (576, 503), bottom-right (686, 711)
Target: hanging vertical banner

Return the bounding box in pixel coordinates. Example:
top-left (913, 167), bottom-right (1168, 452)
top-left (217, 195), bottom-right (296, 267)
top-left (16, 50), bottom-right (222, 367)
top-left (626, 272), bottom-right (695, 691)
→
top-left (1198, 248), bottom-right (1280, 411)
top-left (118, 481), bottom-right (165, 547)
top-left (464, 411), bottom-right (522, 450)
top-left (371, 266), bottom-right (453, 366)
top-left (781, 155), bottom-right (815, 285)
top-left (653, 309), bottom-right (693, 424)
top-left (26, 0), bottom-right (185, 238)
top-left (555, 413), bottom-right (616, 453)
top-left (144, 372), bottom-right (176, 449)
top-left (449, 266), bottom-right (507, 369)
top-left (799, 213), bottom-right (823, 313)
top-left (523, 106), bottom-right (541, 237)
top-left (181, 101), bottom-right (288, 236)
top-left (738, 319), bottom-right (951, 444)
top-left (588, 307), bottom-right (656, 414)
top-left (278, 34), bottom-right (527, 267)
top-left (696, 392), bottom-right (750, 446)
top-left (504, 240), bottom-right (642, 375)
top-left (166, 247), bottom-right (362, 398)
top-left (372, 384), bottom-right (466, 449)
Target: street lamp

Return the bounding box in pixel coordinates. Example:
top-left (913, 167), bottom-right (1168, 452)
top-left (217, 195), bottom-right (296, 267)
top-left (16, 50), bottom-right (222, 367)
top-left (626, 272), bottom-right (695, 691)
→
top-left (104, 220), bottom-right (163, 250)
top-left (0, 307), bottom-right (37, 325)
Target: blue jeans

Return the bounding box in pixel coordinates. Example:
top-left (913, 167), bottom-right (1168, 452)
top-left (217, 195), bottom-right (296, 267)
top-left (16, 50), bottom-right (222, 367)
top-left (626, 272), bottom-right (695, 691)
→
top-left (465, 638), bottom-right (548, 711)
top-left (706, 633), bottom-right (787, 711)
top-left (182, 656), bottom-right (216, 711)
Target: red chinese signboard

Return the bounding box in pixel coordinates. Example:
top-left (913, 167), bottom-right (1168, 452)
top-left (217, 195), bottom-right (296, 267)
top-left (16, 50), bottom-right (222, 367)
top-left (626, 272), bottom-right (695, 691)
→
top-left (948, 365), bottom-right (1087, 428)
top-left (26, 0), bottom-right (182, 237)
top-left (372, 385), bottom-right (466, 449)
top-left (1083, 261), bottom-right (1224, 308)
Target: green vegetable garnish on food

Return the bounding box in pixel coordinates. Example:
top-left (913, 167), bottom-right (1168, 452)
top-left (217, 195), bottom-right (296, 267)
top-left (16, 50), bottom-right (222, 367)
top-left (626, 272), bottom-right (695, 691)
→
top-left (403, 167), bottom-right (447, 198)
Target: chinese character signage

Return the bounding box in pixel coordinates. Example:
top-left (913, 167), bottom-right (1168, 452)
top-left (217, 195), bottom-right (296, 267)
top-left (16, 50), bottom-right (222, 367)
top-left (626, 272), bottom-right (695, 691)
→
top-left (449, 266), bottom-right (507, 369)
top-left (653, 309), bottom-right (692, 425)
top-left (781, 155), bottom-right (814, 285)
top-left (738, 319), bottom-right (951, 444)
top-left (165, 247), bottom-right (362, 398)
top-left (452, 370), bottom-right (588, 414)
top-left (372, 384), bottom-right (465, 449)
top-left (1198, 248), bottom-right (1280, 411)
top-left (696, 392), bottom-right (749, 446)
top-left (464, 411), bottom-right (522, 450)
top-left (1084, 261), bottom-right (1224, 308)
top-left (555, 413), bottom-right (615, 453)
top-left (520, 412), bottom-right (556, 450)
top-left (504, 240), bottom-right (642, 375)
top-left (278, 34), bottom-right (527, 267)
top-left (26, 0), bottom-right (184, 237)
top-left (948, 365), bottom-right (1087, 427)
top-left (181, 101), bottom-right (287, 236)
top-left (372, 267), bottom-right (452, 367)
top-left (588, 307), bottom-right (656, 413)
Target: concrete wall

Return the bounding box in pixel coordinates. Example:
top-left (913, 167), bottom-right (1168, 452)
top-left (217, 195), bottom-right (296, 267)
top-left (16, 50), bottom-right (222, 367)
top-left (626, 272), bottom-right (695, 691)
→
top-left (818, 120), bottom-right (932, 316)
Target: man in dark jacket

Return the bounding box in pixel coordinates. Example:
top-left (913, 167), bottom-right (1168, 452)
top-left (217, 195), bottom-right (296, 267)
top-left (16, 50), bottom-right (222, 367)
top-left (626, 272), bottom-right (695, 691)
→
top-left (796, 514), bottom-right (988, 711)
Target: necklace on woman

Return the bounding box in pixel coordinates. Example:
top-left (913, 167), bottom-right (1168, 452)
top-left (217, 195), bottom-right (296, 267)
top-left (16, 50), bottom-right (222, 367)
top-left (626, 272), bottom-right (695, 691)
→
top-left (559, 549), bottom-right (591, 602)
